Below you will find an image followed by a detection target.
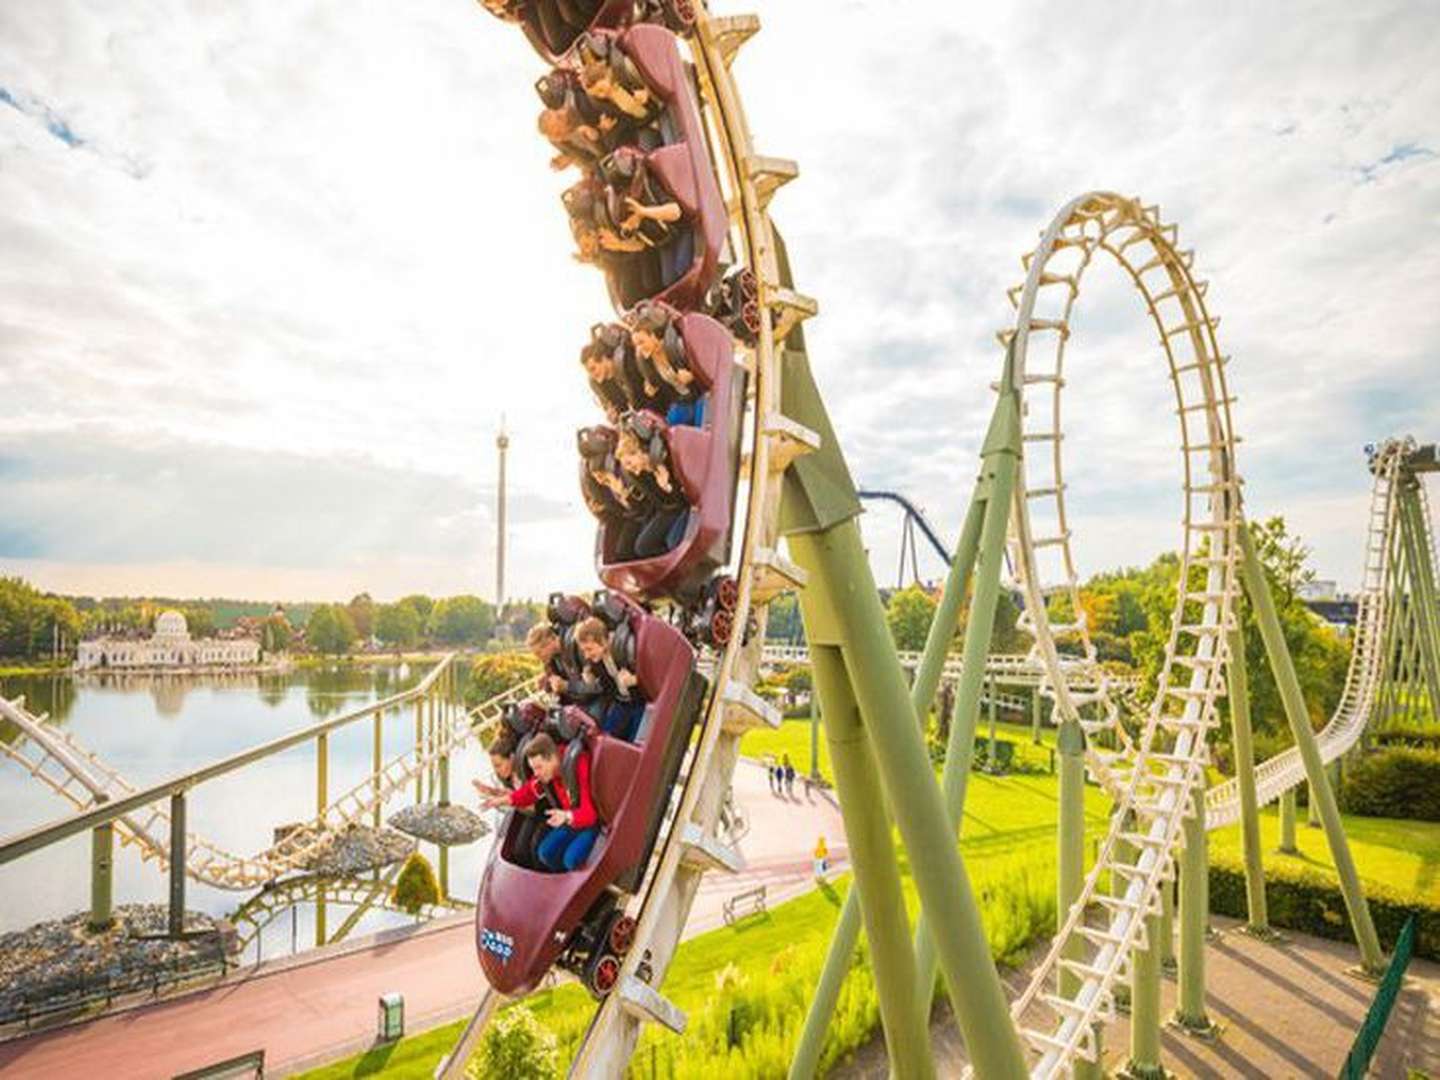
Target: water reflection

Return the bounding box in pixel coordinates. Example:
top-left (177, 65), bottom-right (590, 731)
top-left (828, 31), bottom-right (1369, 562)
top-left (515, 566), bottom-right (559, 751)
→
top-left (0, 661), bottom-right (491, 959)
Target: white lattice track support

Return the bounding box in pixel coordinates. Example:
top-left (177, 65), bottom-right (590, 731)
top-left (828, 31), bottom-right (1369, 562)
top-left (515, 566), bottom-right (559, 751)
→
top-left (961, 193), bottom-right (1244, 1079)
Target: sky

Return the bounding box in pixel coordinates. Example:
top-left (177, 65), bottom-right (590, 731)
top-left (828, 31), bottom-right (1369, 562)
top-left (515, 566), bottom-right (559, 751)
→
top-left (1, 1), bottom-right (1437, 604)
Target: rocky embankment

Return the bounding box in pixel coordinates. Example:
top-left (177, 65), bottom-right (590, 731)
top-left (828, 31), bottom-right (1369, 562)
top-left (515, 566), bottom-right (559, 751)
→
top-left (388, 803), bottom-right (490, 846)
top-left (0, 905), bottom-right (236, 1023)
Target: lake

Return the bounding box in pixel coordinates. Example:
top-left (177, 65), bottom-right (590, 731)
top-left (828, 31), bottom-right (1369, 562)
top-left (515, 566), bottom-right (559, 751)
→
top-left (0, 662), bottom-right (496, 965)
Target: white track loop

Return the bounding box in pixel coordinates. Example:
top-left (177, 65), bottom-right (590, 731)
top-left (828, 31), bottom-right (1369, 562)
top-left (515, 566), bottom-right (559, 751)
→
top-left (1206, 439), bottom-right (1406, 828)
top-left (974, 193), bottom-right (1242, 1078)
top-left (559, 8), bottom-right (812, 1077)
top-left (0, 672), bottom-right (530, 891)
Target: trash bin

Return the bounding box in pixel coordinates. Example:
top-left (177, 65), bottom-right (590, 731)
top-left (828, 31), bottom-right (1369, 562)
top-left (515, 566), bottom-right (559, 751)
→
top-left (378, 992), bottom-right (404, 1042)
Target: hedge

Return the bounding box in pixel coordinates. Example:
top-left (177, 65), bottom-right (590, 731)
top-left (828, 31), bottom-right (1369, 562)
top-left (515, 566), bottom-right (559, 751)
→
top-left (1338, 747), bottom-right (1440, 822)
top-left (1209, 853), bottom-right (1440, 961)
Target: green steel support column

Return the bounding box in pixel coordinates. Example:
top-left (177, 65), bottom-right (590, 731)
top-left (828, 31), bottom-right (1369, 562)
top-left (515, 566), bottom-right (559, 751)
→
top-left (789, 523), bottom-right (1029, 1079)
top-left (1057, 715), bottom-right (1104, 1075)
top-left (1173, 796), bottom-right (1213, 1034)
top-left (909, 391), bottom-right (1020, 1021)
top-left (415, 699), bottom-right (424, 803)
top-left (1399, 490), bottom-right (1440, 711)
top-left (168, 791), bottom-right (187, 938)
top-left (317, 732), bottom-right (329, 818)
top-left (316, 891), bottom-right (327, 947)
top-left (1307, 778), bottom-right (1322, 827)
top-left (1278, 787), bottom-right (1298, 853)
top-left (789, 883), bottom-right (863, 1080)
top-left (1125, 909), bottom-right (1166, 1079)
top-left (793, 494), bottom-right (986, 1075)
top-left (373, 711), bottom-right (383, 829)
top-left (1224, 626), bottom-right (1268, 933)
top-left (89, 812), bottom-right (114, 932)
top-left (1159, 878), bottom-right (1176, 973)
top-left (440, 843), bottom-right (450, 898)
top-left (809, 689), bottom-right (820, 780)
top-left (805, 644), bottom-right (932, 1080)
top-left (986, 676), bottom-right (998, 769)
top-left (1239, 526), bottom-right (1384, 973)
top-left (1032, 688), bottom-right (1042, 744)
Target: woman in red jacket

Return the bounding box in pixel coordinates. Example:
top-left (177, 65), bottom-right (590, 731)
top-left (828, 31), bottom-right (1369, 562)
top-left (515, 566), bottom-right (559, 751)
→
top-left (482, 732), bottom-right (599, 872)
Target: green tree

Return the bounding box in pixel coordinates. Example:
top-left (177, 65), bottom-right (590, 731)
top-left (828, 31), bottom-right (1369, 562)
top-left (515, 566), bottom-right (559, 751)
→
top-left (261, 614), bottom-right (293, 654)
top-left (429, 595), bottom-right (495, 645)
top-left (470, 1005), bottom-right (559, 1080)
top-left (183, 606), bottom-right (216, 639)
top-left (0, 578), bottom-right (82, 660)
top-left (399, 594), bottom-right (434, 626)
top-left (347, 593), bottom-right (376, 641)
top-left (885, 585), bottom-right (937, 652)
top-left (376, 602), bottom-right (422, 650)
top-left (391, 852), bottom-right (441, 914)
top-left (306, 604), bottom-right (357, 655)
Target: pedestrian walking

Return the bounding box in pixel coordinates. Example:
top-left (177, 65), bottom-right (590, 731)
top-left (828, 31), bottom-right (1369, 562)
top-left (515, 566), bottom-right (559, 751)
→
top-left (783, 755), bottom-right (796, 798)
top-left (813, 835), bottom-right (829, 881)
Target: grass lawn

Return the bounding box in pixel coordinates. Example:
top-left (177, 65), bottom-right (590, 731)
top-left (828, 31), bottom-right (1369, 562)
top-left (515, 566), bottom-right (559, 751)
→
top-left (297, 726), bottom-right (1440, 1078)
top-left (1208, 804), bottom-right (1440, 902)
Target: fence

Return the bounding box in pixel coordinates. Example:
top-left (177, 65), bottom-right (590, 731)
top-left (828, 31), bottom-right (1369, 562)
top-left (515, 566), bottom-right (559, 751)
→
top-left (1338, 915), bottom-right (1416, 1079)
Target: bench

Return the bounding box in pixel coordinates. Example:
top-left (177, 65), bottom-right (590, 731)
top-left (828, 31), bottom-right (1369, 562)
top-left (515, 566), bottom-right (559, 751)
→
top-left (173, 1049), bottom-right (264, 1080)
top-left (722, 884), bottom-right (767, 926)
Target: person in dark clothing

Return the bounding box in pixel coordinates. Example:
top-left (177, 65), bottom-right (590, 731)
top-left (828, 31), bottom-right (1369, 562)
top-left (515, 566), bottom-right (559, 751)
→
top-left (580, 325), bottom-right (634, 421)
top-left (628, 301), bottom-right (704, 428)
top-left (474, 731), bottom-right (545, 869)
top-left (526, 622), bottom-right (581, 698)
top-left (783, 755), bottom-right (797, 798)
top-left (573, 615), bottom-right (645, 741)
top-left (614, 415), bottom-right (689, 558)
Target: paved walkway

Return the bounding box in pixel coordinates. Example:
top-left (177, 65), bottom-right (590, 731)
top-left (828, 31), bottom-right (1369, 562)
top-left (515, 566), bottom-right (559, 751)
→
top-left (835, 916), bottom-right (1440, 1078)
top-left (0, 759), bottom-right (847, 1079)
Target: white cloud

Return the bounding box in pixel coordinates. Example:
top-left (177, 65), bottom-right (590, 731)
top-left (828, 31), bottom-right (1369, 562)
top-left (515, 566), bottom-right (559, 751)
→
top-left (1, 0), bottom-right (1437, 601)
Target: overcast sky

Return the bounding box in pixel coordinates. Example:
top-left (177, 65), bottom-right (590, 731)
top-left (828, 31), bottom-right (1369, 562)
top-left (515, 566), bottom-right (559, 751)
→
top-left (1, 1), bottom-right (1436, 604)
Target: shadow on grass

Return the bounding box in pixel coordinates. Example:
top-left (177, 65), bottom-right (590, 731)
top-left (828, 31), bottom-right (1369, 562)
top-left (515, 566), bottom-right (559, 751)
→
top-left (817, 880), bottom-right (842, 907)
top-left (351, 1040), bottom-right (398, 1077)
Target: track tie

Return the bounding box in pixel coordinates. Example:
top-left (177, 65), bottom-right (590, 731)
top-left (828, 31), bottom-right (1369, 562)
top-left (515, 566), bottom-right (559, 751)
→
top-left (617, 975), bottom-right (687, 1034)
top-left (1041, 992), bottom-right (1093, 1019)
top-left (1025, 484), bottom-right (1065, 498)
top-left (720, 680), bottom-right (781, 735)
top-left (750, 547), bottom-right (807, 603)
top-left (1077, 924), bottom-right (1126, 947)
top-left (707, 14), bottom-right (760, 67)
top-left (1032, 533), bottom-right (1071, 549)
top-left (746, 155), bottom-right (798, 210)
top-left (679, 822), bottom-right (744, 874)
top-left (761, 413), bottom-right (820, 474)
top-left (1163, 315), bottom-right (1220, 339)
top-left (1022, 431), bottom-right (1062, 443)
top-left (769, 287), bottom-right (817, 342)
top-left (1028, 318), bottom-right (1070, 338)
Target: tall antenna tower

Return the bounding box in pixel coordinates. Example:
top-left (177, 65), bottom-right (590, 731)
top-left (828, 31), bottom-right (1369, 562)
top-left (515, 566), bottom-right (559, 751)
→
top-left (495, 417), bottom-right (509, 610)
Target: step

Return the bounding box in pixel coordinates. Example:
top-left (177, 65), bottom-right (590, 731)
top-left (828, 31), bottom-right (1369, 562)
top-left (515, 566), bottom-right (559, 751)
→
top-left (618, 975), bottom-right (687, 1034)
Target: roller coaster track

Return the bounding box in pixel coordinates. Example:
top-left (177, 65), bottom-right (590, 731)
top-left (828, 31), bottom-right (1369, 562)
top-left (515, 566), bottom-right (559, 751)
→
top-left (1205, 438), bottom-right (1405, 828)
top-left (440, 5), bottom-right (821, 1076)
top-left (0, 667), bottom-right (534, 891)
top-left (978, 193), bottom-right (1243, 1076)
top-left (228, 866), bottom-right (473, 953)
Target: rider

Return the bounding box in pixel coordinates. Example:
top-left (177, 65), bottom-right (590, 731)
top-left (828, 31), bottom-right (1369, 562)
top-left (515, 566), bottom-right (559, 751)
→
top-left (615, 414), bottom-right (690, 558)
top-left (473, 730), bottom-right (544, 869)
top-left (573, 615), bottom-right (645, 741)
top-left (482, 733), bottom-right (599, 873)
top-left (628, 300), bottom-right (704, 427)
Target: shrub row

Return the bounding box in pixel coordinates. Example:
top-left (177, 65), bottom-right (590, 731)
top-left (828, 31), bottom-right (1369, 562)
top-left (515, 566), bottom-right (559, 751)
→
top-left (1209, 853), bottom-right (1440, 961)
top-left (1338, 747), bottom-right (1440, 822)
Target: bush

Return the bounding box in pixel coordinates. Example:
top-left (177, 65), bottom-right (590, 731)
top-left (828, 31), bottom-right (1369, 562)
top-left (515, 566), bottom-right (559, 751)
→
top-left (1208, 853), bottom-right (1440, 961)
top-left (1373, 723), bottom-right (1440, 751)
top-left (470, 1005), bottom-right (558, 1080)
top-left (392, 852), bottom-right (441, 914)
top-left (467, 650), bottom-right (542, 707)
top-left (1339, 748), bottom-right (1440, 822)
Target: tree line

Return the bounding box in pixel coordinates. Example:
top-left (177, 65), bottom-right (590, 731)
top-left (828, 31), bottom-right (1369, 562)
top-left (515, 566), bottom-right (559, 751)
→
top-left (0, 577), bottom-right (548, 662)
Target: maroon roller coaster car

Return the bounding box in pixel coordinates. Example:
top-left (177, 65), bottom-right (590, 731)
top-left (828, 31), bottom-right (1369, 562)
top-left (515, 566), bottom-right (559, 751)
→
top-left (475, 595), bottom-right (707, 998)
top-left (589, 25), bottom-right (727, 312)
top-left (596, 309), bottom-right (745, 603)
top-left (482, 0), bottom-right (696, 67)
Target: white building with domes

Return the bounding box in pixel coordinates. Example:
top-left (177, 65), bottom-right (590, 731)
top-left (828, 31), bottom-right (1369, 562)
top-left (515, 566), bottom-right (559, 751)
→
top-left (75, 610), bottom-right (261, 670)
